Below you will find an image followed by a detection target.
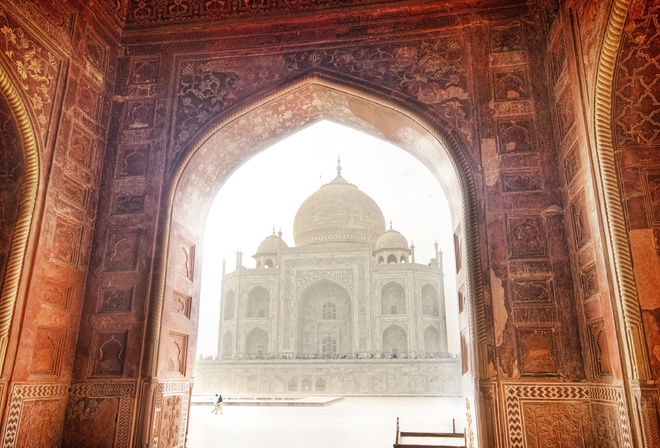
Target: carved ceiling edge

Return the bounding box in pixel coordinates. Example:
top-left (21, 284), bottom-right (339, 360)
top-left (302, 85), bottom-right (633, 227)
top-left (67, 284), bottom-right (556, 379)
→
top-left (0, 64), bottom-right (39, 372)
top-left (146, 71), bottom-right (486, 381)
top-left (593, 0), bottom-right (651, 382)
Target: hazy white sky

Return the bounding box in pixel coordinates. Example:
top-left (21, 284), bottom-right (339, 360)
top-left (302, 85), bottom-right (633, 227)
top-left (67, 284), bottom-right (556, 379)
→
top-left (197, 120), bottom-right (459, 355)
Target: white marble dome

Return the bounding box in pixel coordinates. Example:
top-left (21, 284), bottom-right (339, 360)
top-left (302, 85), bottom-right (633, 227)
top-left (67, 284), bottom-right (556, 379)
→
top-left (293, 170), bottom-right (385, 247)
top-left (375, 228), bottom-right (409, 251)
top-left (256, 233), bottom-right (288, 254)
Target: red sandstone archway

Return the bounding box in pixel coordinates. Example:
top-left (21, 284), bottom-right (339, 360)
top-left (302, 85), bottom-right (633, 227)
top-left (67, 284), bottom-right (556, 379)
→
top-left (148, 72), bottom-right (490, 445)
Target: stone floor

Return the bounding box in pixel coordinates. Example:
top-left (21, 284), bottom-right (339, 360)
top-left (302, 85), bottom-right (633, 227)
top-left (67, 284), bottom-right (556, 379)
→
top-left (187, 396), bottom-right (466, 448)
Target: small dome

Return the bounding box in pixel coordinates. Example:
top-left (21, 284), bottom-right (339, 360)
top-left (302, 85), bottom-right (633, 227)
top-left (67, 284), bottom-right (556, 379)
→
top-left (293, 169), bottom-right (385, 247)
top-left (255, 233), bottom-right (287, 255)
top-left (376, 228), bottom-right (409, 251)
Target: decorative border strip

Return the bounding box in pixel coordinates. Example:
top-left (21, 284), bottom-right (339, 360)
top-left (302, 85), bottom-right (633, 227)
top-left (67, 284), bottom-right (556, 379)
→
top-left (0, 64), bottom-right (39, 371)
top-left (2, 383), bottom-right (68, 448)
top-left (68, 381), bottom-right (136, 448)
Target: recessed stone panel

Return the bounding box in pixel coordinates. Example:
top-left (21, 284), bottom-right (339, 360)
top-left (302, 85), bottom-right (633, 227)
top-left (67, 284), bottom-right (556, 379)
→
top-left (493, 67), bottom-right (530, 101)
top-left (61, 175), bottom-right (89, 210)
top-left (116, 145), bottom-right (149, 177)
top-left (489, 24), bottom-right (523, 52)
top-left (91, 332), bottom-right (127, 377)
top-left (30, 326), bottom-right (66, 376)
top-left (129, 57), bottom-right (160, 84)
top-left (43, 278), bottom-right (73, 310)
top-left (507, 215), bottom-right (546, 258)
top-left (77, 77), bottom-right (101, 120)
top-left (98, 287), bottom-right (134, 313)
top-left (512, 280), bottom-right (553, 304)
top-left (580, 264), bottom-right (599, 301)
top-left (174, 237), bottom-right (195, 281)
top-left (496, 119), bottom-right (536, 153)
top-left (67, 125), bottom-right (95, 171)
top-left (501, 170), bottom-right (542, 192)
top-left (172, 291), bottom-right (192, 318)
top-left (84, 29), bottom-right (108, 74)
top-left (518, 328), bottom-right (558, 375)
top-left (167, 332), bottom-right (188, 375)
top-left (104, 229), bottom-right (140, 272)
top-left (644, 171), bottom-right (660, 225)
top-left (111, 194), bottom-right (145, 215)
top-left (51, 217), bottom-right (83, 267)
top-left (563, 144), bottom-right (581, 185)
top-left (570, 193), bottom-right (590, 250)
top-left (587, 320), bottom-right (612, 377)
top-left (124, 99), bottom-right (155, 129)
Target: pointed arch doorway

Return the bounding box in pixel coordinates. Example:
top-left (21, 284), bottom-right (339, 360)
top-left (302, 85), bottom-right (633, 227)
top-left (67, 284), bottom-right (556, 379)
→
top-left (147, 73), bottom-right (490, 446)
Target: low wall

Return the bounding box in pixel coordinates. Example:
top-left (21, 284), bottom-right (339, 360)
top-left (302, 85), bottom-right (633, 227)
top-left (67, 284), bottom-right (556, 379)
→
top-left (193, 358), bottom-right (462, 396)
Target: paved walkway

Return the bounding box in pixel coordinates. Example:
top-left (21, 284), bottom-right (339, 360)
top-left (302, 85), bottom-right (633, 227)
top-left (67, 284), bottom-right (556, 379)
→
top-left (187, 396), bottom-right (466, 448)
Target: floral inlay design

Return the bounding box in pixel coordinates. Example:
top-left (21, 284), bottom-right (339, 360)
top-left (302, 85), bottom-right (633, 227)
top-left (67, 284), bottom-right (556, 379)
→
top-left (0, 11), bottom-right (58, 138)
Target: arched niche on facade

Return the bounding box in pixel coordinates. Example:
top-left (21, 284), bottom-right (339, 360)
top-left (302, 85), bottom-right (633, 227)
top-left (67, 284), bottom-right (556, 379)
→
top-left (423, 326), bottom-right (442, 353)
top-left (221, 330), bottom-right (233, 358)
top-left (245, 328), bottom-right (268, 357)
top-left (151, 72), bottom-right (488, 443)
top-left (247, 286), bottom-right (270, 318)
top-left (223, 290), bottom-right (235, 320)
top-left (382, 324), bottom-right (408, 355)
top-left (381, 281), bottom-right (406, 315)
top-left (297, 278), bottom-right (351, 355)
top-left (421, 283), bottom-right (439, 316)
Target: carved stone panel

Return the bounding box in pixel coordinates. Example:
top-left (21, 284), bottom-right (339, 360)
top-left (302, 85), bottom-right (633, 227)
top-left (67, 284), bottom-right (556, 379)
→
top-left (104, 230), bottom-right (140, 272)
top-left (563, 144), bottom-right (581, 185)
top-left (523, 402), bottom-right (593, 447)
top-left (644, 171), bottom-right (660, 225)
top-left (580, 265), bottom-right (599, 301)
top-left (116, 145), bottom-right (149, 177)
top-left (98, 287), bottom-right (133, 313)
top-left (64, 382), bottom-right (135, 448)
top-left (570, 193), bottom-right (590, 251)
top-left (497, 119), bottom-right (536, 153)
top-left (77, 77), bottom-right (101, 120)
top-left (556, 83), bottom-right (576, 142)
top-left (124, 99), bottom-right (155, 130)
top-left (174, 237), bottom-right (195, 281)
top-left (517, 328), bottom-right (558, 375)
top-left (493, 67), bottom-right (530, 101)
top-left (512, 280), bottom-right (553, 304)
top-left (501, 170), bottom-right (543, 192)
top-left (42, 278), bottom-right (73, 310)
top-left (83, 29), bottom-right (108, 75)
top-left (592, 403), bottom-right (621, 448)
top-left (14, 397), bottom-right (66, 447)
top-left (166, 332), bottom-right (188, 375)
top-left (172, 291), bottom-right (191, 318)
top-left (490, 24), bottom-right (523, 52)
top-left (60, 175), bottom-right (89, 210)
top-left (507, 216), bottom-right (546, 258)
top-left (30, 326), bottom-right (65, 376)
top-left (111, 194), bottom-right (145, 215)
top-left (91, 332), bottom-right (127, 377)
top-left (51, 217), bottom-right (83, 267)
top-left (129, 57), bottom-right (160, 84)
top-left (67, 125), bottom-right (95, 171)
top-left (587, 320), bottom-right (612, 377)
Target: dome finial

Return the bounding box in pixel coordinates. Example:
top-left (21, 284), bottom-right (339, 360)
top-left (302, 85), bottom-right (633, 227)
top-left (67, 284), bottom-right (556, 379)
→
top-left (272, 226), bottom-right (276, 235)
top-left (337, 155), bottom-right (342, 176)
top-left (389, 220), bottom-right (393, 230)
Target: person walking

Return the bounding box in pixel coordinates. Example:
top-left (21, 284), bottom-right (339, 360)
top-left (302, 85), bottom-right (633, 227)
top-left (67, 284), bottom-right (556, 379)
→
top-left (212, 394), bottom-right (223, 415)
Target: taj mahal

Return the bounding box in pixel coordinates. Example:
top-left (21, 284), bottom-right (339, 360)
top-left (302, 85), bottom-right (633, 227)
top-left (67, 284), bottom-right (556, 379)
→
top-left (194, 161), bottom-right (461, 396)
